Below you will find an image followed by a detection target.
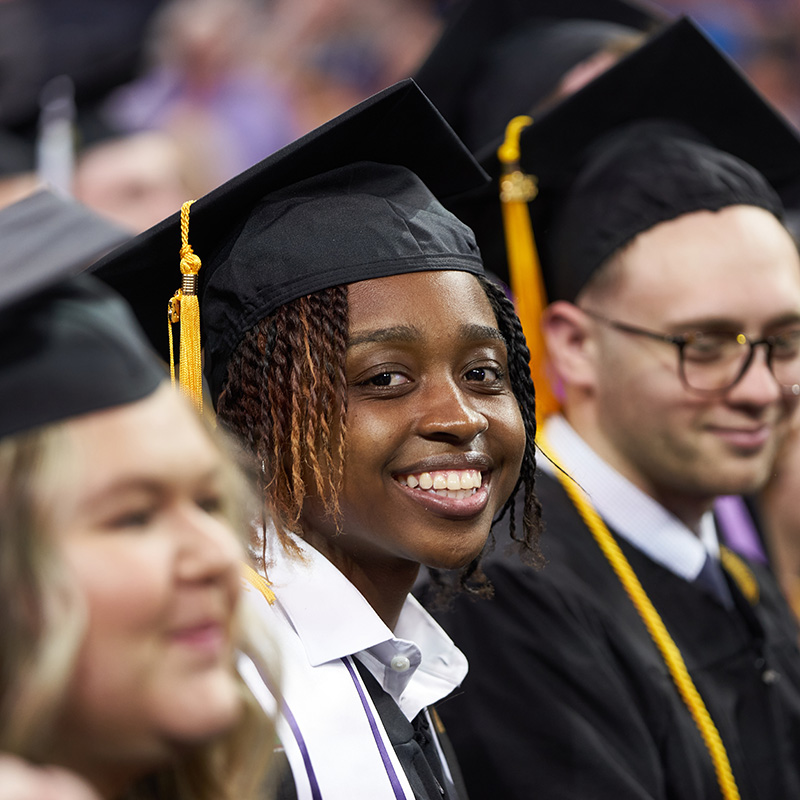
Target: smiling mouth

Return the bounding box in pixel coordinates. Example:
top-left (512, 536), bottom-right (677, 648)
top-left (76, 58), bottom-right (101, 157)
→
top-left (170, 621), bottom-right (227, 659)
top-left (396, 468), bottom-right (482, 500)
top-left (710, 425), bottom-right (771, 450)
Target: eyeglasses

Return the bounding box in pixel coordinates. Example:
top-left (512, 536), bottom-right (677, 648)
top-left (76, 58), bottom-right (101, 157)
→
top-left (582, 309), bottom-right (800, 396)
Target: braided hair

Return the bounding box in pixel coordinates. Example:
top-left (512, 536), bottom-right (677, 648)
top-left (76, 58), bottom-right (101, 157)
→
top-left (216, 274), bottom-right (541, 585)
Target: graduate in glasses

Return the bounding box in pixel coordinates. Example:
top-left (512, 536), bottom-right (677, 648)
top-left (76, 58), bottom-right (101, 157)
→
top-left (421, 17), bottom-right (800, 800)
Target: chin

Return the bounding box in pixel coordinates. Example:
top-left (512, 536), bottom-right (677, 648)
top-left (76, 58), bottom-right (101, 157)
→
top-left (161, 677), bottom-right (243, 745)
top-left (699, 468), bottom-right (772, 498)
top-left (422, 534), bottom-right (487, 571)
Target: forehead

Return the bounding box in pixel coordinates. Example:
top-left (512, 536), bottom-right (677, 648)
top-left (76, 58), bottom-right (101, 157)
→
top-left (347, 271), bottom-right (497, 331)
top-left (65, 385), bottom-right (220, 493)
top-left (603, 206), bottom-right (800, 321)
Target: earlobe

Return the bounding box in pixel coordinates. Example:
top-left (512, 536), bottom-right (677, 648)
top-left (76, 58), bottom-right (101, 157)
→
top-left (542, 301), bottom-right (597, 389)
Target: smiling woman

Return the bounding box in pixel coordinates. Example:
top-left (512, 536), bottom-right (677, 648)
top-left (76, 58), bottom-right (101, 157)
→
top-left (0, 193), bottom-right (276, 800)
top-left (91, 80), bottom-right (541, 800)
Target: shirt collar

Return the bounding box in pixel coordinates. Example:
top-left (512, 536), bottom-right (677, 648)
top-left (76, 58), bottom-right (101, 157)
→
top-left (263, 532), bottom-right (467, 716)
top-left (541, 414), bottom-right (719, 580)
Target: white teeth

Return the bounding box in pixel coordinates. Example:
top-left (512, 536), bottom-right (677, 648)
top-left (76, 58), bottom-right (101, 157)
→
top-left (398, 468), bottom-right (484, 495)
top-left (433, 488), bottom-right (475, 499)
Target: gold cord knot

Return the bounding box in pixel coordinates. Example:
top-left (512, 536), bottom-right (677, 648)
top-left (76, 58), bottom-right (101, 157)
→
top-left (179, 245), bottom-right (202, 275)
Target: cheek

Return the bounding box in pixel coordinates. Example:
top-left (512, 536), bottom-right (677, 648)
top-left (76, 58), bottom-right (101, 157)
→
top-left (63, 542), bottom-right (171, 700)
top-left (341, 407), bottom-right (404, 481)
top-left (500, 400), bottom-right (526, 459)
top-left (488, 397), bottom-right (526, 494)
top-left (66, 540), bottom-right (170, 630)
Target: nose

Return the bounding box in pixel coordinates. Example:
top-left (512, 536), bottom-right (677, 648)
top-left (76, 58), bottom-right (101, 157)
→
top-left (176, 507), bottom-right (243, 586)
top-left (725, 344), bottom-right (783, 407)
top-left (416, 377), bottom-right (489, 444)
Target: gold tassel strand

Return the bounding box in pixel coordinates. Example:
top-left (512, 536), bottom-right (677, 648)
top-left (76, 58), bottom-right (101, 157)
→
top-left (498, 116), bottom-right (560, 420)
top-left (167, 200), bottom-right (204, 413)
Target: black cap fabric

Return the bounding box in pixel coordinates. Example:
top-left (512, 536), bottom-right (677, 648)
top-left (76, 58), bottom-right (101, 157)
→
top-left (0, 193), bottom-right (165, 438)
top-left (1, 190), bottom-right (131, 312)
top-left (90, 79), bottom-right (488, 403)
top-left (515, 17), bottom-right (800, 301)
top-left (415, 0), bottom-right (666, 156)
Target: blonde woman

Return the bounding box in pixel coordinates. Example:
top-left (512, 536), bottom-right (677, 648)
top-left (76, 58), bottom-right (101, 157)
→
top-left (0, 192), bottom-right (277, 800)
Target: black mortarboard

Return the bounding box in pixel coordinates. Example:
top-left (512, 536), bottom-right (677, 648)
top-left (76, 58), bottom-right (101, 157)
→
top-left (0, 191), bottom-right (165, 438)
top-left (1, 190), bottom-right (130, 310)
top-left (415, 0), bottom-right (667, 157)
top-left (90, 79), bottom-right (488, 405)
top-left (516, 17), bottom-right (800, 302)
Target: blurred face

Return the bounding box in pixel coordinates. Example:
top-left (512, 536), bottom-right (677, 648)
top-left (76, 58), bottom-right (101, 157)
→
top-left (52, 385), bottom-right (244, 796)
top-left (301, 271), bottom-right (525, 593)
top-left (579, 205), bottom-right (800, 510)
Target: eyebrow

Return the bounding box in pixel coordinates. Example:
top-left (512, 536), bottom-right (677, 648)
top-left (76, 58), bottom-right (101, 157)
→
top-left (79, 467), bottom-right (223, 511)
top-left (670, 312), bottom-right (800, 332)
top-left (348, 323), bottom-right (505, 348)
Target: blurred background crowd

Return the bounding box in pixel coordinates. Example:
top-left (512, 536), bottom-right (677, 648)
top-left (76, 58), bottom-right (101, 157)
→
top-left (2, 0), bottom-right (800, 233)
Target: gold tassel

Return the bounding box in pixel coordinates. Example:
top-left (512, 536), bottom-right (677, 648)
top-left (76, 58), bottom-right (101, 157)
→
top-left (167, 200), bottom-right (203, 413)
top-left (498, 116), bottom-right (560, 420)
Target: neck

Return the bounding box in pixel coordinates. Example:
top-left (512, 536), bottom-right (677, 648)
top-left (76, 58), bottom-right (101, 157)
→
top-left (300, 528), bottom-right (419, 630)
top-left (559, 410), bottom-right (714, 535)
top-left (643, 488), bottom-right (712, 537)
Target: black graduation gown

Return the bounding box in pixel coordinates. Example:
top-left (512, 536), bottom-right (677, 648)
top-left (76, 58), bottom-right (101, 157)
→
top-left (424, 471), bottom-right (800, 800)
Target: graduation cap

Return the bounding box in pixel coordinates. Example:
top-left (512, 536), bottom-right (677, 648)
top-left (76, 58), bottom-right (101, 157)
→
top-left (415, 0), bottom-right (667, 158)
top-left (1, 189), bottom-right (130, 308)
top-left (414, 0), bottom-right (667, 417)
top-left (90, 79), bottom-right (488, 409)
top-left (0, 191), bottom-right (164, 438)
top-left (517, 16), bottom-right (800, 303)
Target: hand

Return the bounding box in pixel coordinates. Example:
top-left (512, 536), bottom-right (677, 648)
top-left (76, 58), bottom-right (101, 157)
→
top-left (0, 755), bottom-right (100, 800)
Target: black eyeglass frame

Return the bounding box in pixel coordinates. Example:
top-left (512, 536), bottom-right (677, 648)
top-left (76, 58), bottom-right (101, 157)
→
top-left (581, 308), bottom-right (800, 396)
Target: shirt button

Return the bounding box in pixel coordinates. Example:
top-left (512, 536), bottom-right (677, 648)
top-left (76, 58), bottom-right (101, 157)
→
top-left (390, 655), bottom-right (411, 672)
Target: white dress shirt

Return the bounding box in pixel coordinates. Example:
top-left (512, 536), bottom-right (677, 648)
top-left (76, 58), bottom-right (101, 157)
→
top-left (540, 414), bottom-right (721, 582)
top-left (240, 531), bottom-right (468, 800)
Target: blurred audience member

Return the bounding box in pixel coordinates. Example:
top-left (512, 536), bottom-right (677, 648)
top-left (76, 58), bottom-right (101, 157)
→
top-left (103, 0), bottom-right (299, 192)
top-left (0, 190), bottom-right (278, 800)
top-left (74, 131), bottom-right (194, 233)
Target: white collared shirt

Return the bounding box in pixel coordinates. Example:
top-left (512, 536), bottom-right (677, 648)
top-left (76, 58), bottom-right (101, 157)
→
top-left (540, 414), bottom-right (720, 581)
top-left (240, 532), bottom-right (467, 800)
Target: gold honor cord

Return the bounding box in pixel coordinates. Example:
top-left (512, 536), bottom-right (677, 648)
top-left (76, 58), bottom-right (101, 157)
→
top-left (719, 546), bottom-right (759, 605)
top-left (167, 200), bottom-right (204, 413)
top-left (537, 435), bottom-right (741, 800)
top-left (497, 117), bottom-right (560, 420)
top-left (242, 562), bottom-right (276, 605)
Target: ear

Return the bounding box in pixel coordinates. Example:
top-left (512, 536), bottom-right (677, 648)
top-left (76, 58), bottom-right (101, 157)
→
top-left (542, 301), bottom-right (598, 390)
